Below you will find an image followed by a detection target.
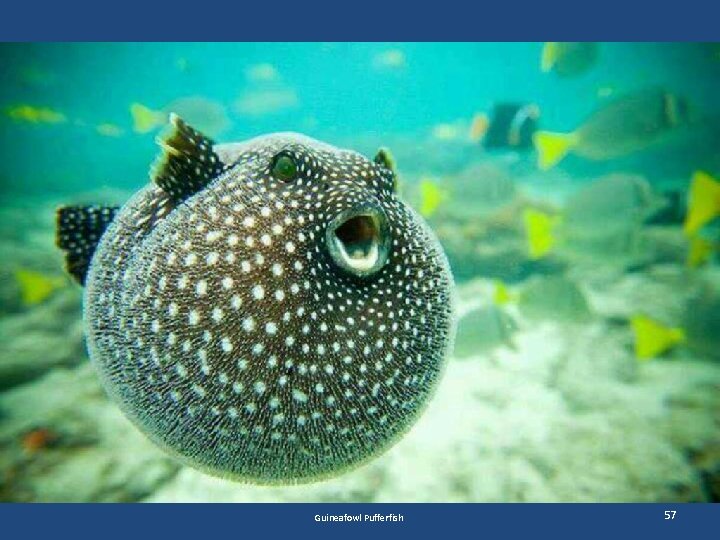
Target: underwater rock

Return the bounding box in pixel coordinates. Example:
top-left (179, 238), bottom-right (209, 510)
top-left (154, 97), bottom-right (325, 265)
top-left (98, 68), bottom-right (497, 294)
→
top-left (0, 327), bottom-right (84, 391)
top-left (0, 364), bottom-right (180, 502)
top-left (550, 322), bottom-right (640, 407)
top-left (581, 265), bottom-right (701, 324)
top-left (689, 440), bottom-right (720, 502)
top-left (0, 288), bottom-right (84, 391)
top-left (682, 286), bottom-right (720, 362)
top-left (535, 411), bottom-right (705, 502)
top-left (0, 268), bottom-right (24, 315)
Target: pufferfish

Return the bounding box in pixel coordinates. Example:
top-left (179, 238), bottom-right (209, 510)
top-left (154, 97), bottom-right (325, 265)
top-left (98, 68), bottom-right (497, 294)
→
top-left (55, 115), bottom-right (455, 484)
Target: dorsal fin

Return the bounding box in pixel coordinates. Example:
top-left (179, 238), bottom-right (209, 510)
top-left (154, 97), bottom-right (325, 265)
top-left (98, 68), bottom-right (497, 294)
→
top-left (55, 205), bottom-right (119, 285)
top-left (151, 113), bottom-right (226, 202)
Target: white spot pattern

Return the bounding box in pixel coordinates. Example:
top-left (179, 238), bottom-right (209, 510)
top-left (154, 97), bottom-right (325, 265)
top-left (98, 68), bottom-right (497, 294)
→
top-left (83, 132), bottom-right (454, 485)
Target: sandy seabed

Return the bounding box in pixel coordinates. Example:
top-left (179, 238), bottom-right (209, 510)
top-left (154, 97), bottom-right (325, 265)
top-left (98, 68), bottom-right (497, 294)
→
top-left (1, 214), bottom-right (718, 502)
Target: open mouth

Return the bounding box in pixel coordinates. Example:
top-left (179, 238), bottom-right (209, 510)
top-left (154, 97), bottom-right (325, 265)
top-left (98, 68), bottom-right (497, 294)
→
top-left (327, 206), bottom-right (390, 278)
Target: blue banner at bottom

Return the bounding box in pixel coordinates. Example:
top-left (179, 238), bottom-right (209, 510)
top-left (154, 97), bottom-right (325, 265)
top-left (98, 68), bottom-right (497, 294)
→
top-left (0, 503), bottom-right (716, 539)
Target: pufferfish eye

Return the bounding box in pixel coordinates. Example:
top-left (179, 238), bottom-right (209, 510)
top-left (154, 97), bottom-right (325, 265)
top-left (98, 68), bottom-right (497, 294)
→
top-left (326, 203), bottom-right (391, 279)
top-left (271, 153), bottom-right (299, 182)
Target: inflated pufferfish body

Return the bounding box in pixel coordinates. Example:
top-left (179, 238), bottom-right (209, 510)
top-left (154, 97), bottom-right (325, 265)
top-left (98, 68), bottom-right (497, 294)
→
top-left (56, 115), bottom-right (455, 483)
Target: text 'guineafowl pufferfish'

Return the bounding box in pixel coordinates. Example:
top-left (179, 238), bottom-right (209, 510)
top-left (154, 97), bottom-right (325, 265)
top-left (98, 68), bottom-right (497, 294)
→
top-left (55, 114), bottom-right (455, 484)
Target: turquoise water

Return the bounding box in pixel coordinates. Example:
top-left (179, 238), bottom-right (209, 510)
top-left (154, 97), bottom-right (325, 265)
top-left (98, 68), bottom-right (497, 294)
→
top-left (0, 42), bottom-right (719, 502)
top-left (1, 42), bottom-right (719, 193)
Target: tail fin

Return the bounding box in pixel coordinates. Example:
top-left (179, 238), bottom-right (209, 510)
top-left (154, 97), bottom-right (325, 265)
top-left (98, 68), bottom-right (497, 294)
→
top-left (533, 131), bottom-right (578, 170)
top-left (130, 103), bottom-right (165, 134)
top-left (686, 235), bottom-right (715, 268)
top-left (540, 42), bottom-right (558, 73)
top-left (630, 315), bottom-right (685, 360)
top-left (523, 208), bottom-right (560, 259)
top-left (14, 269), bottom-right (66, 305)
top-left (55, 205), bottom-right (119, 285)
top-left (683, 171), bottom-right (720, 235)
top-left (492, 280), bottom-right (517, 306)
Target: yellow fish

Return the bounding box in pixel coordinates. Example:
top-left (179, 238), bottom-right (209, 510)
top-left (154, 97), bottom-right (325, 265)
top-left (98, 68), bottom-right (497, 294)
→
top-left (432, 123), bottom-right (459, 141)
top-left (630, 315), bottom-right (685, 361)
top-left (523, 208), bottom-right (560, 259)
top-left (533, 90), bottom-right (691, 170)
top-left (492, 277), bottom-right (591, 324)
top-left (683, 171), bottom-right (720, 236)
top-left (15, 270), bottom-right (66, 306)
top-left (541, 42), bottom-right (598, 78)
top-left (96, 123), bottom-right (125, 137)
top-left (687, 235), bottom-right (716, 268)
top-left (6, 105), bottom-right (66, 124)
top-left (533, 131), bottom-right (580, 170)
top-left (492, 280), bottom-right (518, 305)
top-left (130, 103), bottom-right (166, 134)
top-left (469, 113), bottom-right (490, 142)
top-left (419, 178), bottom-right (447, 217)
top-left (540, 42), bottom-right (557, 73)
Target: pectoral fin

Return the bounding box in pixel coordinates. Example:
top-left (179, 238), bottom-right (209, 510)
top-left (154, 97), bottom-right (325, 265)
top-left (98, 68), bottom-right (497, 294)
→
top-left (55, 205), bottom-right (119, 285)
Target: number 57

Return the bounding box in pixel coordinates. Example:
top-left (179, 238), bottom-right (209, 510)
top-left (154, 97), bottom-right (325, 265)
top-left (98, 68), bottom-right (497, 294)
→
top-left (664, 511), bottom-right (676, 520)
